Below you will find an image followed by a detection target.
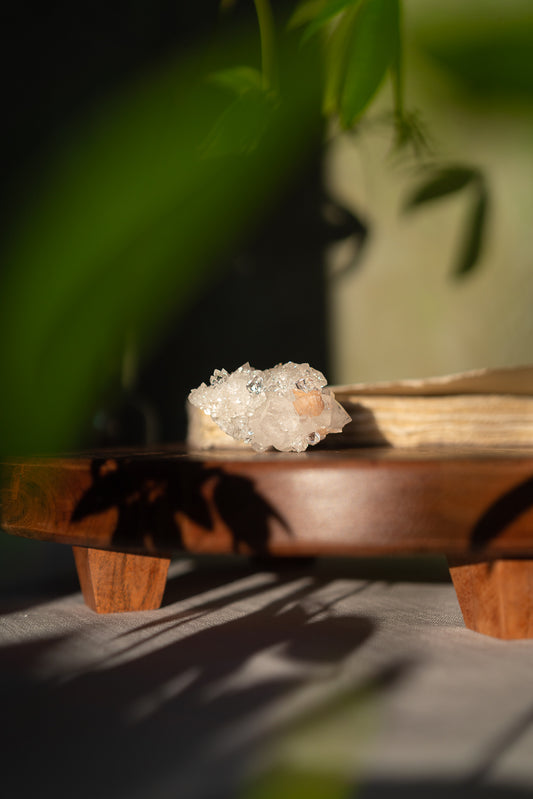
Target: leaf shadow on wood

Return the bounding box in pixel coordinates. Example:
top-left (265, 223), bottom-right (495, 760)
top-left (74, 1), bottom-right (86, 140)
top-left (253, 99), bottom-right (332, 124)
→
top-left (71, 456), bottom-right (291, 555)
top-left (470, 475), bottom-right (533, 549)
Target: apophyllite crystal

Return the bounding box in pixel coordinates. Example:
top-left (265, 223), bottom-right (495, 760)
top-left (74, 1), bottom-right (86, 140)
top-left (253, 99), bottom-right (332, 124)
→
top-left (188, 362), bottom-right (350, 452)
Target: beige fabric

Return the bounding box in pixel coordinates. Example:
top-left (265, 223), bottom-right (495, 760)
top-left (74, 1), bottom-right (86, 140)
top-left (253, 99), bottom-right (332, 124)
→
top-left (1, 553), bottom-right (533, 798)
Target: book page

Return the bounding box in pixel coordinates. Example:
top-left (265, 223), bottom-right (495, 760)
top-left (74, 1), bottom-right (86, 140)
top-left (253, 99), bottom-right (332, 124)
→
top-left (334, 364), bottom-right (533, 397)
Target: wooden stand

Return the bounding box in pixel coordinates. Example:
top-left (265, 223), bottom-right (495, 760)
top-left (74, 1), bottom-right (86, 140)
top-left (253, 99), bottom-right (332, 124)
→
top-left (72, 547), bottom-right (170, 613)
top-left (3, 446), bottom-right (533, 636)
top-left (448, 558), bottom-right (533, 639)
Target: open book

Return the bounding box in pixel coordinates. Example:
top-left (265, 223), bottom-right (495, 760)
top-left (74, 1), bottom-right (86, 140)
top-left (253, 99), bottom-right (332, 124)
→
top-left (187, 365), bottom-right (533, 450)
top-left (329, 364), bottom-right (533, 448)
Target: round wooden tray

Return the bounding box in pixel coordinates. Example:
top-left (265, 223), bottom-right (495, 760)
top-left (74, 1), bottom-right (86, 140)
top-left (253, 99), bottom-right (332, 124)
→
top-left (2, 445), bottom-right (533, 637)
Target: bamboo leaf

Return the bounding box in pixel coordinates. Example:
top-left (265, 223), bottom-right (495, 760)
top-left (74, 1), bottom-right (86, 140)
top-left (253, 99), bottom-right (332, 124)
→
top-left (208, 66), bottom-right (263, 95)
top-left (322, 4), bottom-right (360, 116)
top-left (287, 0), bottom-right (329, 30)
top-left (403, 166), bottom-right (479, 210)
top-left (301, 0), bottom-right (362, 43)
top-left (389, 0), bottom-right (403, 122)
top-left (454, 181), bottom-right (488, 278)
top-left (339, 0), bottom-right (399, 127)
top-left (201, 90), bottom-right (276, 157)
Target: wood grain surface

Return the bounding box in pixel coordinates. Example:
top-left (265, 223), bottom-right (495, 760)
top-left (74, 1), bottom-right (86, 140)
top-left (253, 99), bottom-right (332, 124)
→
top-left (72, 546), bottom-right (170, 613)
top-left (2, 446), bottom-right (533, 558)
top-left (448, 558), bottom-right (533, 639)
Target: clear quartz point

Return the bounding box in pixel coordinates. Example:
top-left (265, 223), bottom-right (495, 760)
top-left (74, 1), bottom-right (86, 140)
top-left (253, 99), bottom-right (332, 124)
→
top-left (210, 369), bottom-right (228, 385)
top-left (246, 375), bottom-right (264, 394)
top-left (188, 361), bottom-right (351, 452)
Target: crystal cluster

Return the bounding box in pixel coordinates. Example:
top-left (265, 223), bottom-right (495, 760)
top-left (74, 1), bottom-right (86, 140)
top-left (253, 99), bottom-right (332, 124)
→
top-left (188, 362), bottom-right (351, 452)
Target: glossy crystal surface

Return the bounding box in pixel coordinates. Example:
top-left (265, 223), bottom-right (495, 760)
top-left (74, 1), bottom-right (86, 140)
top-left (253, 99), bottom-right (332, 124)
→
top-left (188, 362), bottom-right (351, 452)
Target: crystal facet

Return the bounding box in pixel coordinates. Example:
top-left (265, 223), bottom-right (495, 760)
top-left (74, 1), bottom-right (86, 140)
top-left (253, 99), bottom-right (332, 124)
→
top-left (188, 361), bottom-right (351, 452)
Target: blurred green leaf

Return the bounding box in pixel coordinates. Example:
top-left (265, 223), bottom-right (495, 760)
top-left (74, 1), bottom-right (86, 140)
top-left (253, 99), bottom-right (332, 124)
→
top-left (403, 166), bottom-right (479, 210)
top-left (208, 66), bottom-right (264, 95)
top-left (201, 90), bottom-right (277, 157)
top-left (287, 0), bottom-right (329, 30)
top-left (301, 0), bottom-right (362, 43)
top-left (0, 38), bottom-right (322, 456)
top-left (413, 10), bottom-right (533, 101)
top-left (403, 165), bottom-right (488, 278)
top-left (322, 4), bottom-right (360, 116)
top-left (389, 0), bottom-right (403, 121)
top-left (241, 665), bottom-right (394, 799)
top-left (254, 0), bottom-right (278, 91)
top-left (454, 181), bottom-right (488, 278)
top-left (245, 768), bottom-right (350, 799)
top-left (339, 0), bottom-right (400, 127)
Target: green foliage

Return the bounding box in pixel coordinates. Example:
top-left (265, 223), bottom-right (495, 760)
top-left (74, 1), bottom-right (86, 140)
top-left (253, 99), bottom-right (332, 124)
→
top-left (413, 7), bottom-right (533, 101)
top-left (201, 88), bottom-right (277, 157)
top-left (455, 181), bottom-right (489, 278)
top-left (293, 0), bottom-right (361, 43)
top-left (287, 0), bottom-right (332, 31)
top-left (404, 166), bottom-right (480, 208)
top-left (404, 166), bottom-right (488, 278)
top-left (208, 66), bottom-right (264, 95)
top-left (244, 768), bottom-right (351, 799)
top-left (321, 3), bottom-right (362, 119)
top-left (339, 0), bottom-right (400, 126)
top-left (290, 0), bottom-right (402, 126)
top-left (0, 34), bottom-right (322, 456)
top-left (240, 668), bottom-right (384, 799)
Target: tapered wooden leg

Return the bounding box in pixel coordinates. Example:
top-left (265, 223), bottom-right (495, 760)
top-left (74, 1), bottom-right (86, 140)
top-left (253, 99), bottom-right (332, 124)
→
top-left (448, 558), bottom-right (533, 639)
top-left (73, 546), bottom-right (170, 613)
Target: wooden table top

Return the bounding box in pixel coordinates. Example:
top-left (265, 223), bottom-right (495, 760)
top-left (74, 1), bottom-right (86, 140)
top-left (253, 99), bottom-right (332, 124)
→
top-left (2, 445), bottom-right (533, 558)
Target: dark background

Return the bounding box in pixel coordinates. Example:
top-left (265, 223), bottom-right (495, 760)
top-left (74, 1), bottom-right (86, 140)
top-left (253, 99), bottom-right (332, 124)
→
top-left (2, 1), bottom-right (364, 445)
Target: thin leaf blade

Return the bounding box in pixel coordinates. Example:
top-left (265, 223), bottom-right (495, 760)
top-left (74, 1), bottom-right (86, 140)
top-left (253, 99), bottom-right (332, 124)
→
top-left (340, 0), bottom-right (400, 127)
top-left (403, 166), bottom-right (479, 210)
top-left (301, 0), bottom-right (362, 43)
top-left (208, 66), bottom-right (263, 95)
top-left (454, 182), bottom-right (488, 278)
top-left (287, 0), bottom-right (329, 30)
top-left (322, 4), bottom-right (360, 116)
top-left (389, 0), bottom-right (404, 124)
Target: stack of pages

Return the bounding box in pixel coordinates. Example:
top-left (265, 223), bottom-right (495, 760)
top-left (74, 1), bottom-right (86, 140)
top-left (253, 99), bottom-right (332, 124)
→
top-left (330, 364), bottom-right (533, 448)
